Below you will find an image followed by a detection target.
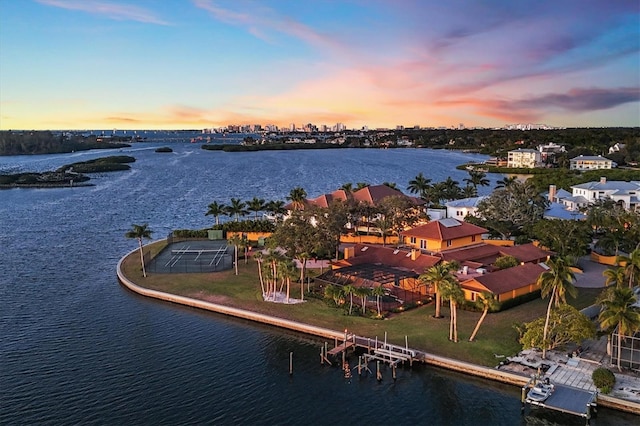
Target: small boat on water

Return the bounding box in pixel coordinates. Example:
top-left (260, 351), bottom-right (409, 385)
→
top-left (527, 380), bottom-right (555, 402)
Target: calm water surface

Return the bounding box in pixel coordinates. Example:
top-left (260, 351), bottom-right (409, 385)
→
top-left (1, 142), bottom-right (636, 425)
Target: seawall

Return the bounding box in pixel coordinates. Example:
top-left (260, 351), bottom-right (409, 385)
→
top-left (117, 248), bottom-right (640, 415)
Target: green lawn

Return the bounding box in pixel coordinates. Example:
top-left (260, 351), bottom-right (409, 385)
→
top-left (121, 250), bottom-right (603, 367)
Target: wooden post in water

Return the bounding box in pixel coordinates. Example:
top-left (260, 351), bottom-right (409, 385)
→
top-left (289, 351), bottom-right (293, 376)
top-left (358, 356), bottom-right (362, 376)
top-left (392, 364), bottom-right (396, 381)
top-left (376, 361), bottom-right (382, 382)
top-left (320, 346), bottom-right (324, 365)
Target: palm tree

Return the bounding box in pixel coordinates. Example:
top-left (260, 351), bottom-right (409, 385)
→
top-left (324, 284), bottom-right (344, 306)
top-left (265, 200), bottom-right (286, 222)
top-left (469, 291), bottom-right (499, 342)
top-left (382, 181), bottom-right (397, 189)
top-left (340, 182), bottom-right (354, 193)
top-left (287, 187), bottom-right (307, 211)
top-left (227, 234), bottom-right (243, 275)
top-left (461, 184), bottom-right (477, 198)
top-left (355, 182), bottom-right (369, 190)
top-left (355, 286), bottom-right (371, 315)
top-left (419, 262), bottom-right (458, 319)
top-left (125, 223), bottom-right (153, 278)
top-left (407, 172), bottom-right (432, 202)
top-left (343, 284), bottom-right (356, 315)
top-left (495, 176), bottom-right (518, 189)
top-left (603, 266), bottom-right (627, 288)
top-left (205, 201), bottom-right (227, 225)
top-left (598, 286), bottom-right (640, 371)
top-left (372, 216), bottom-right (393, 246)
top-left (254, 251), bottom-right (266, 295)
top-left (372, 285), bottom-right (385, 317)
top-left (280, 259), bottom-right (298, 303)
top-left (617, 246), bottom-right (640, 289)
top-left (247, 197), bottom-right (266, 220)
top-left (226, 198), bottom-right (248, 221)
top-left (440, 279), bottom-right (464, 342)
top-left (441, 177), bottom-right (462, 201)
top-left (463, 170), bottom-right (489, 190)
top-left (537, 256), bottom-right (577, 359)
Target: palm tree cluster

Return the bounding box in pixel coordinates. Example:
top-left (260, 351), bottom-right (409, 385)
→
top-left (598, 246), bottom-right (640, 371)
top-left (324, 283), bottom-right (386, 317)
top-left (407, 169), bottom-right (491, 207)
top-left (206, 198), bottom-right (287, 224)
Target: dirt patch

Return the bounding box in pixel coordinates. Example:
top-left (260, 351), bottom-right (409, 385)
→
top-left (188, 291), bottom-right (232, 305)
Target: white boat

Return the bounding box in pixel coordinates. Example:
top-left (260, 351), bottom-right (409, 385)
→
top-left (527, 381), bottom-right (554, 402)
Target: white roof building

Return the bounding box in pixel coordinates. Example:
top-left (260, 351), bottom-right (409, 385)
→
top-left (569, 155), bottom-right (615, 170)
top-left (569, 177), bottom-right (640, 212)
top-left (445, 196), bottom-right (487, 219)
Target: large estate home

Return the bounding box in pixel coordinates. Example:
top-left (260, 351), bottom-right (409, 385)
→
top-left (284, 184), bottom-right (424, 211)
top-left (401, 218), bottom-right (488, 253)
top-left (555, 177), bottom-right (640, 212)
top-left (569, 155), bottom-right (615, 170)
top-left (318, 218), bottom-right (553, 310)
top-left (507, 148), bottom-right (541, 168)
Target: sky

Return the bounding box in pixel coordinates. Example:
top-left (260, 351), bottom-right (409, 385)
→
top-left (0, 0), bottom-right (639, 130)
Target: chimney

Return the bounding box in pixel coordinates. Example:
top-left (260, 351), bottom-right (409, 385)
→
top-left (411, 249), bottom-right (421, 260)
top-left (600, 177), bottom-right (606, 184)
top-left (344, 246), bottom-right (354, 260)
top-left (548, 184), bottom-right (556, 202)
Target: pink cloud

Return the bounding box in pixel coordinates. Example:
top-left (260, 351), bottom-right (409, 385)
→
top-left (36, 0), bottom-right (170, 25)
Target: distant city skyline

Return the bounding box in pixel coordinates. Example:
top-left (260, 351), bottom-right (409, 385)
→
top-left (1, 0), bottom-right (639, 130)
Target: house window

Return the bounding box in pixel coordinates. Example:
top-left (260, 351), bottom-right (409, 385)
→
top-left (470, 292), bottom-right (477, 302)
top-left (471, 235), bottom-right (476, 242)
top-left (409, 236), bottom-right (416, 244)
top-left (446, 240), bottom-right (452, 247)
top-left (420, 239), bottom-right (427, 249)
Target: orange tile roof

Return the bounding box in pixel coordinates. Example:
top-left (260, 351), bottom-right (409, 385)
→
top-left (352, 185), bottom-right (424, 206)
top-left (499, 243), bottom-right (553, 263)
top-left (403, 219), bottom-right (488, 241)
top-left (439, 243), bottom-right (501, 263)
top-left (345, 244), bottom-right (440, 273)
top-left (461, 263), bottom-right (546, 295)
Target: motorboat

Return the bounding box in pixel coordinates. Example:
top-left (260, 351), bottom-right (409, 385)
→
top-left (527, 380), bottom-right (554, 402)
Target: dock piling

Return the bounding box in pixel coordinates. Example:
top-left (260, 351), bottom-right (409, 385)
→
top-left (289, 351), bottom-right (293, 376)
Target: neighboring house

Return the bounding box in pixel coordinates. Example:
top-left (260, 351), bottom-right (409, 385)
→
top-left (569, 155), bottom-right (615, 170)
top-left (537, 142), bottom-right (565, 163)
top-left (439, 242), bottom-right (551, 269)
top-left (570, 177), bottom-right (640, 212)
top-left (608, 143), bottom-right (626, 155)
top-left (401, 218), bottom-right (488, 253)
top-left (445, 196), bottom-right (487, 219)
top-left (458, 263), bottom-right (548, 303)
top-left (507, 148), bottom-right (541, 168)
top-left (284, 184), bottom-right (424, 211)
top-left (544, 184), bottom-right (586, 220)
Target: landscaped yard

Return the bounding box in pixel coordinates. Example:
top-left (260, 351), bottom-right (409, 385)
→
top-left (120, 247), bottom-right (603, 367)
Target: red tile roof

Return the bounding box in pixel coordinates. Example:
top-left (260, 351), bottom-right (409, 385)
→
top-left (461, 263), bottom-right (546, 295)
top-left (499, 243), bottom-right (553, 263)
top-left (352, 185), bottom-right (424, 206)
top-left (345, 244), bottom-right (440, 273)
top-left (439, 243), bottom-right (501, 263)
top-left (403, 219), bottom-right (488, 241)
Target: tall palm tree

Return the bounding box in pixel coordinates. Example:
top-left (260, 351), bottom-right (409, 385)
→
top-left (372, 285), bottom-right (386, 317)
top-left (247, 197), bottom-right (266, 220)
top-left (495, 176), bottom-right (518, 189)
top-left (280, 259), bottom-right (297, 303)
top-left (537, 256), bottom-right (577, 359)
top-left (617, 246), bottom-right (640, 289)
top-left (340, 182), bottom-right (354, 193)
top-left (125, 223), bottom-right (153, 278)
top-left (355, 286), bottom-right (371, 314)
top-left (442, 177), bottom-right (463, 201)
top-left (226, 198), bottom-right (248, 221)
top-left (461, 184), bottom-right (477, 198)
top-left (287, 187), bottom-right (307, 211)
top-left (254, 251), bottom-right (266, 295)
top-left (382, 181), bottom-right (397, 189)
top-left (265, 200), bottom-right (286, 222)
top-left (603, 266), bottom-right (627, 288)
top-left (469, 291), bottom-right (499, 342)
top-left (407, 172), bottom-right (432, 202)
top-left (440, 279), bottom-right (464, 342)
top-left (598, 286), bottom-right (640, 371)
top-left (419, 262), bottom-right (458, 319)
top-left (355, 182), bottom-right (370, 190)
top-left (227, 234), bottom-right (243, 275)
top-left (343, 284), bottom-right (356, 315)
top-left (463, 170), bottom-right (489, 190)
top-left (205, 201), bottom-right (227, 225)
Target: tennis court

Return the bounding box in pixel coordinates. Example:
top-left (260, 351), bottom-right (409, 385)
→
top-left (147, 240), bottom-right (233, 274)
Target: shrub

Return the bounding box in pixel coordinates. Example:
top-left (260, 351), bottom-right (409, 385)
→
top-left (592, 367), bottom-right (615, 393)
top-left (155, 147), bottom-right (173, 153)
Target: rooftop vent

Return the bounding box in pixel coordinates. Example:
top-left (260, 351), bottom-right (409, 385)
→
top-left (439, 218), bottom-right (461, 228)
top-left (361, 246), bottom-right (369, 252)
top-left (393, 249), bottom-right (400, 255)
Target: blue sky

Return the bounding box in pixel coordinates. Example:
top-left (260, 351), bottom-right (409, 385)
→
top-left (1, 0), bottom-right (639, 130)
